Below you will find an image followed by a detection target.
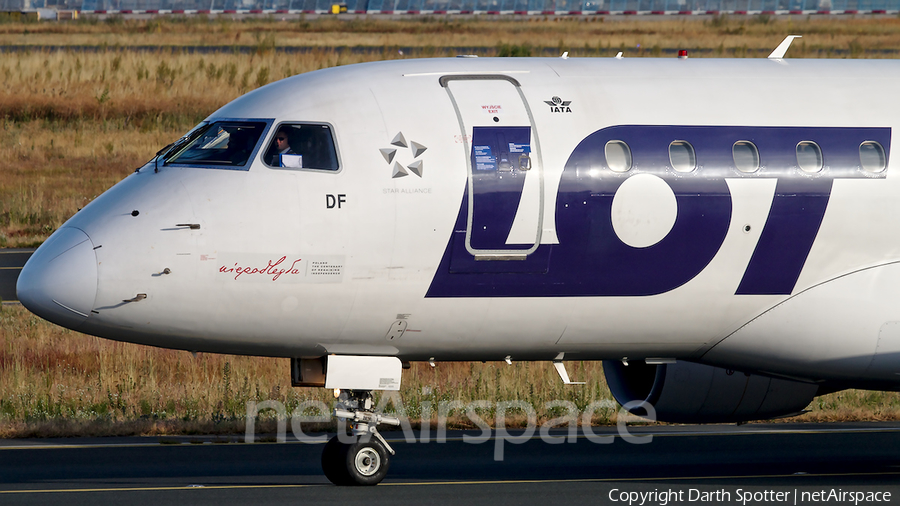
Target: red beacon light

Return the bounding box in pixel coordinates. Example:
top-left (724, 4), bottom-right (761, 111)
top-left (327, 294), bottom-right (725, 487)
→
top-left (678, 49), bottom-right (689, 59)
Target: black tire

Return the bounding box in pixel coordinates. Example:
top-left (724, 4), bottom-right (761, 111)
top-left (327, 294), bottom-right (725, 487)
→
top-left (321, 436), bottom-right (349, 486)
top-left (321, 435), bottom-right (390, 486)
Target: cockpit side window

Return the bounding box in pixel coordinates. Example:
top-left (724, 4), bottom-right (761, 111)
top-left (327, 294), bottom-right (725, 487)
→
top-left (263, 123), bottom-right (339, 171)
top-left (165, 121), bottom-right (268, 168)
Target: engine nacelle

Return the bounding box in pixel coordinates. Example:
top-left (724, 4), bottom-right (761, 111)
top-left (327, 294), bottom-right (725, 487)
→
top-left (603, 360), bottom-right (819, 423)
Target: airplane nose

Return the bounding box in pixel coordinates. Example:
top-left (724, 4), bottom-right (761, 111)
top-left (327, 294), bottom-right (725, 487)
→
top-left (16, 227), bottom-right (98, 330)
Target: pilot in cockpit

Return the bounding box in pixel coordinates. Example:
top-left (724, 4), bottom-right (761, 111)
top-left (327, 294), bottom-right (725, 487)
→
top-left (266, 127), bottom-right (298, 166)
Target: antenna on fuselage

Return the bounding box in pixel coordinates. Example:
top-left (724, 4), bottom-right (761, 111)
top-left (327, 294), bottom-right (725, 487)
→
top-left (768, 35), bottom-right (802, 59)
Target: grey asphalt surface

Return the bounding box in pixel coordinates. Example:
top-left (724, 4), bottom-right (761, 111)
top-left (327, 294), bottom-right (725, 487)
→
top-left (1, 424), bottom-right (900, 505)
top-left (0, 249), bottom-right (33, 302)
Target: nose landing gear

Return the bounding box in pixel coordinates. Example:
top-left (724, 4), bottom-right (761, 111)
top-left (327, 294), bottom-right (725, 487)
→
top-left (322, 390), bottom-right (400, 486)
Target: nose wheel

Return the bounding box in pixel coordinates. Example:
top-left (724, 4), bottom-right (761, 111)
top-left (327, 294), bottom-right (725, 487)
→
top-left (323, 389), bottom-right (399, 486)
top-left (322, 435), bottom-right (391, 486)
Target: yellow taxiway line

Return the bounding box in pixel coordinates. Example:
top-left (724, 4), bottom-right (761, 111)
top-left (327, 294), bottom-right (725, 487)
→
top-left (3, 470), bottom-right (900, 494)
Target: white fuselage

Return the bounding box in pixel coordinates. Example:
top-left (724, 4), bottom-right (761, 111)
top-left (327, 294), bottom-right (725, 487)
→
top-left (17, 56), bottom-right (900, 389)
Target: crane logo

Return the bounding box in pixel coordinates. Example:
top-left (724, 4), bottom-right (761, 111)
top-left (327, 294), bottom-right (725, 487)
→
top-left (381, 132), bottom-right (427, 179)
top-left (544, 96), bottom-right (572, 113)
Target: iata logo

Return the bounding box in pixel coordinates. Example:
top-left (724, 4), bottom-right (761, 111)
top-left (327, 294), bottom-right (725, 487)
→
top-left (380, 132), bottom-right (427, 179)
top-left (544, 96), bottom-right (572, 113)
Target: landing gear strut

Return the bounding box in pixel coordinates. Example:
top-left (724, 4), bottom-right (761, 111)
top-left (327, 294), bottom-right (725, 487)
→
top-left (322, 390), bottom-right (400, 486)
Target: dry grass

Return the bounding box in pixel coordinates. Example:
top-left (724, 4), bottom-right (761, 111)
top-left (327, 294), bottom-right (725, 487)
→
top-left (0, 304), bottom-right (331, 436)
top-left (3, 16), bottom-right (900, 246)
top-left (0, 304), bottom-right (619, 437)
top-left (3, 17), bottom-right (900, 435)
top-left (2, 304), bottom-right (900, 438)
top-left (0, 48), bottom-right (366, 122)
top-left (0, 48), bottom-right (386, 247)
top-left (787, 390), bottom-right (900, 423)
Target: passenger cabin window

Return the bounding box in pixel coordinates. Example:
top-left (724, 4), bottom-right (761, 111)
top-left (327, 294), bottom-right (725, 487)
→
top-left (796, 141), bottom-right (823, 173)
top-left (859, 141), bottom-right (886, 173)
top-left (165, 121), bottom-right (267, 168)
top-left (264, 123), bottom-right (339, 171)
top-left (668, 140), bottom-right (696, 173)
top-left (732, 141), bottom-right (760, 173)
top-left (605, 140), bottom-right (632, 172)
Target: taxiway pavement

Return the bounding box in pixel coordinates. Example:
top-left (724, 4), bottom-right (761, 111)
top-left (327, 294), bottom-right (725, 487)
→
top-left (2, 424), bottom-right (899, 505)
top-left (0, 249), bottom-right (33, 302)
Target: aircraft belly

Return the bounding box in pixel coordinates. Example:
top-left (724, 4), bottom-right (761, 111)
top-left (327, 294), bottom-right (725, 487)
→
top-left (703, 262), bottom-right (900, 382)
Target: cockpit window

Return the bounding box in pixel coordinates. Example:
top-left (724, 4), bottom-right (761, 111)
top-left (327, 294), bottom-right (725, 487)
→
top-left (165, 121), bottom-right (268, 168)
top-left (263, 123), bottom-right (339, 171)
